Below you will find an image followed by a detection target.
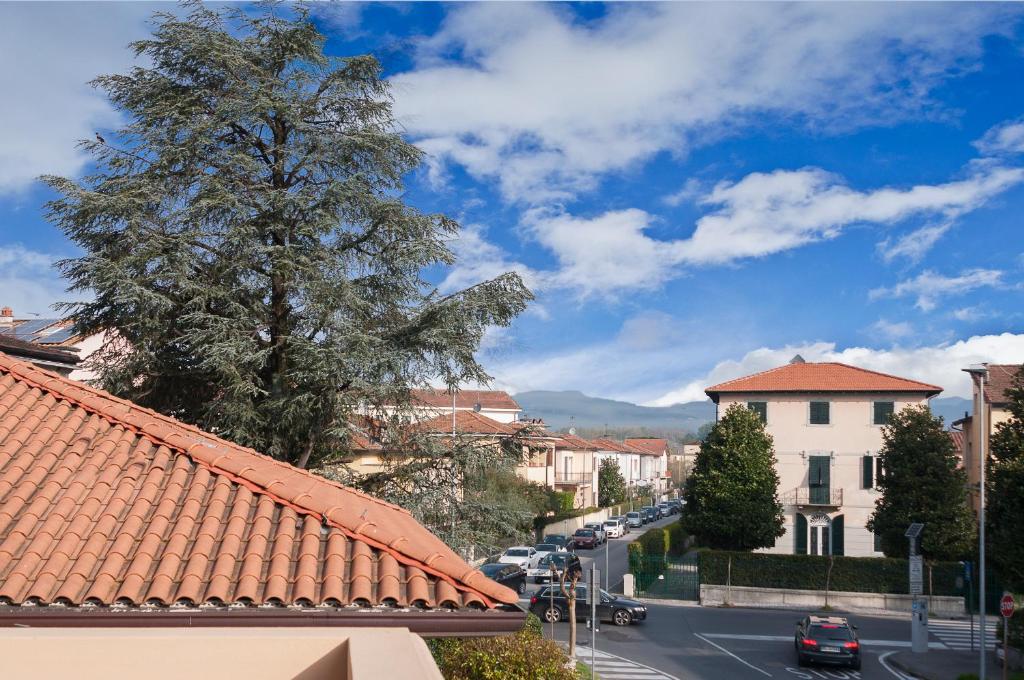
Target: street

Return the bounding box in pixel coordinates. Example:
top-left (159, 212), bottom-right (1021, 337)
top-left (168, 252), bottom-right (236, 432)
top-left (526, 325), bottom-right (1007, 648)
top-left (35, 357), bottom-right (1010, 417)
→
top-left (524, 517), bottom-right (955, 680)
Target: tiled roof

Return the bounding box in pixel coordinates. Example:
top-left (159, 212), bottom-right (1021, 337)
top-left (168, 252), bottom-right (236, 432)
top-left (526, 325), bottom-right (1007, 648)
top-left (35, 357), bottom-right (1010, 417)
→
top-left (589, 438), bottom-right (653, 455)
top-left (984, 364), bottom-right (1023, 404)
top-left (948, 430), bottom-right (965, 458)
top-left (0, 318), bottom-right (81, 347)
top-left (553, 433), bottom-right (598, 450)
top-left (0, 335), bottom-right (80, 366)
top-left (705, 362), bottom-right (942, 398)
top-left (624, 438), bottom-right (668, 455)
top-left (415, 410), bottom-right (518, 436)
top-left (0, 353), bottom-right (517, 610)
top-left (410, 389), bottom-right (521, 411)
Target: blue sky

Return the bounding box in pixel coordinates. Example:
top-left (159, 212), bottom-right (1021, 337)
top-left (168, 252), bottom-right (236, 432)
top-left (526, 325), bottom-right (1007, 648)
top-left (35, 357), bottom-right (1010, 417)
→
top-left (2, 2), bottom-right (1024, 403)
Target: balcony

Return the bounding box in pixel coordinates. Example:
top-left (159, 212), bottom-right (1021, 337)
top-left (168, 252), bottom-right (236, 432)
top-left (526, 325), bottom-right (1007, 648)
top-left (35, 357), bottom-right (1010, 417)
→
top-left (554, 471), bottom-right (592, 485)
top-left (781, 487), bottom-right (843, 507)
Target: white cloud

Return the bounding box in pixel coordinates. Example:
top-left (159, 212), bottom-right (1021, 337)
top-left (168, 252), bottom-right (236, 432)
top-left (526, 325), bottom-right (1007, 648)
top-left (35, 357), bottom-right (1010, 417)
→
top-left (438, 223), bottom-right (541, 295)
top-left (878, 223), bottom-right (954, 263)
top-left (975, 117), bottom-right (1024, 156)
top-left (0, 244), bottom-right (77, 316)
top-left (869, 269), bottom-right (1005, 312)
top-left (0, 3), bottom-right (157, 194)
top-left (870, 319), bottom-right (914, 342)
top-left (517, 163), bottom-right (1023, 296)
top-left (951, 306), bottom-right (987, 322)
top-left (392, 2), bottom-right (1018, 202)
top-left (647, 334), bottom-right (1024, 405)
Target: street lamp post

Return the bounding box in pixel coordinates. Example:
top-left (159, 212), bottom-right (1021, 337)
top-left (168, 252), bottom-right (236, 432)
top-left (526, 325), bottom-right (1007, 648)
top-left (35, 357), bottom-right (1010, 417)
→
top-left (963, 365), bottom-right (988, 680)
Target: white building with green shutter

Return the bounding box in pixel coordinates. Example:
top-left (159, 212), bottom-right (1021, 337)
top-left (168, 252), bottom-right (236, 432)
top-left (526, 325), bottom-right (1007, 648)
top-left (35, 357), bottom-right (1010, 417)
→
top-left (705, 357), bottom-right (942, 558)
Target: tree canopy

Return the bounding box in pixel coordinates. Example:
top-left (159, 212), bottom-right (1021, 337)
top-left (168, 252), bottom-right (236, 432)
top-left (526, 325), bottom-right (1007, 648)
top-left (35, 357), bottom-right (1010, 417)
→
top-left (867, 405), bottom-right (974, 561)
top-left (598, 457), bottom-right (627, 506)
top-left (987, 364), bottom-right (1024, 590)
top-left (683, 403), bottom-right (785, 551)
top-left (44, 3), bottom-right (530, 470)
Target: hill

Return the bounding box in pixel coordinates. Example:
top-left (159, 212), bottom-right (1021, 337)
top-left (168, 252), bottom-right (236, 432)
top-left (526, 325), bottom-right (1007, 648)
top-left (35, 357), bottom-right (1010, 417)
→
top-left (513, 390), bottom-right (715, 433)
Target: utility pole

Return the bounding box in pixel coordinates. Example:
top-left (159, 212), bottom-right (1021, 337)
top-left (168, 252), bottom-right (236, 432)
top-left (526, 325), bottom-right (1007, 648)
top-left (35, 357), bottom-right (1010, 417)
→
top-left (963, 365), bottom-right (988, 680)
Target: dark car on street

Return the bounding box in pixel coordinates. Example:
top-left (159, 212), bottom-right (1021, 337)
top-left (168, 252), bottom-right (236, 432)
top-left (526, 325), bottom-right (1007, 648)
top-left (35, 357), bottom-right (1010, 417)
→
top-left (543, 534), bottom-right (574, 552)
top-left (795, 615), bottom-right (861, 670)
top-left (573, 528), bottom-right (597, 549)
top-left (529, 584), bottom-right (647, 627)
top-left (479, 562), bottom-right (528, 594)
top-left (640, 506), bottom-right (657, 523)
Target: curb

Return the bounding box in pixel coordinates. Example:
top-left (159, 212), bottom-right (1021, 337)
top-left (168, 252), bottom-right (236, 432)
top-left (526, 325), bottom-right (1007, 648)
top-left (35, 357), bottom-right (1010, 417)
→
top-left (886, 655), bottom-right (927, 679)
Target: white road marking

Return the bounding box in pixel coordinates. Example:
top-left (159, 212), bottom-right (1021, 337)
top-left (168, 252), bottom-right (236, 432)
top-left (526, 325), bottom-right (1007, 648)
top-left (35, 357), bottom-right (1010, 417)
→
top-left (574, 645), bottom-right (680, 680)
top-left (929, 619), bottom-right (997, 649)
top-left (878, 651), bottom-right (914, 680)
top-left (694, 633), bottom-right (773, 677)
top-left (699, 633), bottom-right (947, 649)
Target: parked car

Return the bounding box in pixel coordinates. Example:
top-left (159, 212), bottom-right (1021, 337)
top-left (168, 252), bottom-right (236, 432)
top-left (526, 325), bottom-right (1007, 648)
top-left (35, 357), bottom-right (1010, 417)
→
top-left (794, 615), bottom-right (861, 671)
top-left (543, 534), bottom-right (574, 552)
top-left (639, 507), bottom-right (655, 523)
top-left (602, 519), bottom-right (623, 538)
top-left (626, 511), bottom-right (643, 528)
top-left (573, 528), bottom-right (598, 549)
top-left (529, 585), bottom-right (647, 626)
top-left (534, 542), bottom-right (564, 561)
top-left (667, 499), bottom-right (683, 512)
top-left (583, 522), bottom-right (607, 544)
top-left (498, 546), bottom-right (540, 569)
top-left (479, 562), bottom-right (528, 594)
top-left (527, 552), bottom-right (583, 584)
top-left (608, 516), bottom-right (630, 534)
top-left (658, 502), bottom-right (675, 516)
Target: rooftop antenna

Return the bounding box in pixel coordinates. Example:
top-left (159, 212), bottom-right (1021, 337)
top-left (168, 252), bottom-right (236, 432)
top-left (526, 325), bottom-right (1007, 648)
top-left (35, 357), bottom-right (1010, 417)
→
top-left (568, 415), bottom-right (576, 436)
top-left (473, 402), bottom-right (482, 413)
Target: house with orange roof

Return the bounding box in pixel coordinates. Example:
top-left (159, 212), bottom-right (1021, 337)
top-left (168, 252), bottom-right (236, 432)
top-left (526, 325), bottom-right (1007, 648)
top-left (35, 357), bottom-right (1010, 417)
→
top-left (0, 305), bottom-right (108, 383)
top-left (953, 363), bottom-right (1022, 512)
top-left (406, 387), bottom-right (523, 424)
top-left (0, 351), bottom-right (523, 677)
top-left (591, 438), bottom-right (668, 501)
top-left (705, 356), bottom-right (942, 558)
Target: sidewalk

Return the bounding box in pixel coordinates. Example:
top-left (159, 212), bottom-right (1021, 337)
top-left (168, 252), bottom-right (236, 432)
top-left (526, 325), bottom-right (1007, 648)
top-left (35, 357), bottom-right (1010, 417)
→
top-left (888, 649), bottom-right (997, 679)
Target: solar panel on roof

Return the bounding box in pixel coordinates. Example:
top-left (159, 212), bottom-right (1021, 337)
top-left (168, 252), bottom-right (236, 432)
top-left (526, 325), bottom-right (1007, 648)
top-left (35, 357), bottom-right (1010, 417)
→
top-left (8, 319), bottom-right (55, 339)
top-left (38, 327), bottom-right (77, 344)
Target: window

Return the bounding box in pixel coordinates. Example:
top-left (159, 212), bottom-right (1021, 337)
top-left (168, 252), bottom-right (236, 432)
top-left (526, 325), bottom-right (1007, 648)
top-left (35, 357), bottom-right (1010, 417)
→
top-left (747, 401), bottom-right (767, 423)
top-left (862, 455), bottom-right (874, 489)
top-left (873, 531), bottom-right (883, 552)
top-left (873, 401), bottom-right (895, 425)
top-left (809, 401), bottom-right (830, 425)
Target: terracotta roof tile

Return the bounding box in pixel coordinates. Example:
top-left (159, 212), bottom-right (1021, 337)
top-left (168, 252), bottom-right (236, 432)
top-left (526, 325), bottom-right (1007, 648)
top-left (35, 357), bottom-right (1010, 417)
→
top-left (589, 438), bottom-right (654, 455)
top-left (415, 410), bottom-right (518, 436)
top-left (553, 433), bottom-right (597, 450)
top-left (411, 388), bottom-right (521, 411)
top-left (705, 362), bottom-right (942, 398)
top-left (624, 438), bottom-right (668, 455)
top-left (0, 352), bottom-right (516, 610)
top-left (984, 364), bottom-right (1023, 404)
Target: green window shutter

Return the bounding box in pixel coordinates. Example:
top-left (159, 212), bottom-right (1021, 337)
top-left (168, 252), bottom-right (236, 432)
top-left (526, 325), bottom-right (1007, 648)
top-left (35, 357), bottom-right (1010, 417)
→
top-left (831, 515), bottom-right (844, 556)
top-left (795, 514), bottom-right (807, 554)
top-left (873, 401), bottom-right (894, 425)
top-left (873, 531), bottom-right (883, 552)
top-left (861, 455), bottom-right (874, 489)
top-left (810, 401), bottom-right (830, 424)
top-left (809, 455), bottom-right (830, 504)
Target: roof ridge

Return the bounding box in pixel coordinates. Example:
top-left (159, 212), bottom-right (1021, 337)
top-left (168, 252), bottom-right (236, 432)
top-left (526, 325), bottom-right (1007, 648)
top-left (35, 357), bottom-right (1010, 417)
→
top-left (706, 360), bottom-right (942, 392)
top-left (0, 352), bottom-right (515, 606)
top-left (823, 362), bottom-right (943, 390)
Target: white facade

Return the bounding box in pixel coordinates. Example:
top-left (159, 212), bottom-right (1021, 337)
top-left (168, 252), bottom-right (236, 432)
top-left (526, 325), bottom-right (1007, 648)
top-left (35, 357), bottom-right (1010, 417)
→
top-left (713, 391), bottom-right (934, 557)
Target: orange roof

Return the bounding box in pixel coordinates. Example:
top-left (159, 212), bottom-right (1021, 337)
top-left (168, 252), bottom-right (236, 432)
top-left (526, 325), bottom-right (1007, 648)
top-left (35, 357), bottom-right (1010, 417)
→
top-left (984, 364), bottom-right (1023, 404)
top-left (948, 430), bottom-right (965, 459)
top-left (410, 388), bottom-right (521, 411)
top-left (0, 353), bottom-right (516, 610)
top-left (553, 433), bottom-right (597, 450)
top-left (705, 362), bottom-right (942, 400)
top-left (589, 438), bottom-right (654, 455)
top-left (415, 410), bottom-right (518, 436)
top-left (624, 438), bottom-right (668, 455)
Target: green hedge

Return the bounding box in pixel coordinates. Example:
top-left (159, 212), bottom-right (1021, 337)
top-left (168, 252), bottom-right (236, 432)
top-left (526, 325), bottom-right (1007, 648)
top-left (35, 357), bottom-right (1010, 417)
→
top-left (697, 549), bottom-right (964, 596)
top-left (628, 521), bottom-right (692, 590)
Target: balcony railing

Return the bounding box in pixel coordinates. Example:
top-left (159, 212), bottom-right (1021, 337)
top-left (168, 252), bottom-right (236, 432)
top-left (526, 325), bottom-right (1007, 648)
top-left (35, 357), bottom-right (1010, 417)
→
top-left (781, 487), bottom-right (843, 506)
top-left (554, 471), bottom-right (592, 485)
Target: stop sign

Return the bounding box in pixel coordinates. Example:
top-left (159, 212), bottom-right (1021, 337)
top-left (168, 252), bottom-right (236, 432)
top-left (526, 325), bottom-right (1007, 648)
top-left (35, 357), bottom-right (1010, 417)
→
top-left (1002, 594), bottom-right (1016, 619)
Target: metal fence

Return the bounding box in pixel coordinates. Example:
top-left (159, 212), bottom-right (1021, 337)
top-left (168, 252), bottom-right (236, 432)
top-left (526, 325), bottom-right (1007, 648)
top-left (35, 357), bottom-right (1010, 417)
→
top-left (632, 553), bottom-right (700, 600)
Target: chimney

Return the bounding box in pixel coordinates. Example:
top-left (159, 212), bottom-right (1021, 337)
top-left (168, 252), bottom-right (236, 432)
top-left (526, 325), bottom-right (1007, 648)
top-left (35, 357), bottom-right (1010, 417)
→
top-left (0, 307), bottom-right (12, 324)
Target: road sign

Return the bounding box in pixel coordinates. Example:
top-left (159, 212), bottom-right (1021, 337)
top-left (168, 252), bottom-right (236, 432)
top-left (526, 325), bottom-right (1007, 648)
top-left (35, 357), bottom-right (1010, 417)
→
top-left (909, 555), bottom-right (923, 596)
top-left (1002, 593), bottom-right (1015, 619)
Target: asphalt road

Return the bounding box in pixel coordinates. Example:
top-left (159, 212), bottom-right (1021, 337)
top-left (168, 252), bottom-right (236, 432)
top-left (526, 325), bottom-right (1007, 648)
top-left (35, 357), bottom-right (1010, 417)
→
top-left (523, 515), bottom-right (932, 679)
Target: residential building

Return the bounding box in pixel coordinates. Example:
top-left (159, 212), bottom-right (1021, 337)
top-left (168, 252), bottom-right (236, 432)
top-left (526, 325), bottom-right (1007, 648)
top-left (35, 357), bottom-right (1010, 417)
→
top-left (407, 388), bottom-right (523, 424)
top-left (552, 432), bottom-right (599, 508)
top-left (0, 351), bottom-right (523, 676)
top-left (0, 306), bottom-right (106, 382)
top-left (705, 358), bottom-right (942, 558)
top-left (955, 363), bottom-right (1022, 512)
top-left (625, 438), bottom-right (671, 495)
top-left (592, 438), bottom-right (667, 500)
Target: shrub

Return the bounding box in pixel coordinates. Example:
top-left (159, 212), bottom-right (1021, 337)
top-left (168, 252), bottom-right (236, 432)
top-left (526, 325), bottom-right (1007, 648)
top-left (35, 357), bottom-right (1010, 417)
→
top-left (432, 630), bottom-right (579, 680)
top-left (523, 611), bottom-right (543, 639)
top-left (697, 549), bottom-right (964, 596)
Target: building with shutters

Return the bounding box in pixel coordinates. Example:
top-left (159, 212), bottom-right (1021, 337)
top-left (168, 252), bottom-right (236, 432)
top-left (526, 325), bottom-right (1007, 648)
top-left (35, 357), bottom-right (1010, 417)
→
top-left (705, 358), bottom-right (942, 558)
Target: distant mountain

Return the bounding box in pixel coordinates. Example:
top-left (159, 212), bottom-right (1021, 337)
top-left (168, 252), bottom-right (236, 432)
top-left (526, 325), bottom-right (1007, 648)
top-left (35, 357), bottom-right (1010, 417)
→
top-left (930, 396), bottom-right (972, 428)
top-left (513, 390), bottom-right (715, 433)
top-left (513, 391), bottom-right (972, 434)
